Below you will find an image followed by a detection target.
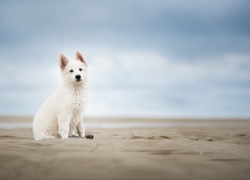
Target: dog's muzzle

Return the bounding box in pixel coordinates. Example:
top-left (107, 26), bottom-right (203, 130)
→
top-left (75, 75), bottom-right (81, 81)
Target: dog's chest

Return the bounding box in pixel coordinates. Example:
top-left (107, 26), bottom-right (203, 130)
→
top-left (68, 94), bottom-right (84, 127)
top-left (59, 87), bottom-right (86, 114)
top-left (70, 93), bottom-right (84, 111)
top-left (70, 90), bottom-right (85, 111)
top-left (71, 101), bottom-right (83, 114)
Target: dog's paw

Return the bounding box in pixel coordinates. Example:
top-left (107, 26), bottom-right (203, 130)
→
top-left (85, 134), bottom-right (94, 139)
top-left (59, 133), bottom-right (69, 139)
top-left (78, 132), bottom-right (86, 138)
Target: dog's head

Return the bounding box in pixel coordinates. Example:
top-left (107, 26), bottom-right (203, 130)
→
top-left (59, 51), bottom-right (88, 85)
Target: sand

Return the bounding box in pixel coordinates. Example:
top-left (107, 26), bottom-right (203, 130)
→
top-left (0, 117), bottom-right (250, 180)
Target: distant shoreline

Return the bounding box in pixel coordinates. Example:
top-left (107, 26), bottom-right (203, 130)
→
top-left (1, 116), bottom-right (250, 129)
top-left (0, 116), bottom-right (250, 123)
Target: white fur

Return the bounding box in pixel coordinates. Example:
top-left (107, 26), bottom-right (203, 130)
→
top-left (33, 51), bottom-right (88, 140)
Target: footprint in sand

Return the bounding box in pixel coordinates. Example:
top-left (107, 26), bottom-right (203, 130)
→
top-left (148, 136), bottom-right (171, 140)
top-left (233, 133), bottom-right (247, 137)
top-left (189, 136), bottom-right (199, 141)
top-left (188, 136), bottom-right (214, 141)
top-left (0, 135), bottom-right (23, 139)
top-left (130, 135), bottom-right (171, 140)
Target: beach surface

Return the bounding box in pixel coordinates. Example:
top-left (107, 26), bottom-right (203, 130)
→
top-left (0, 117), bottom-right (250, 180)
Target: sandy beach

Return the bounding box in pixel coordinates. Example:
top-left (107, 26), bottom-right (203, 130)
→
top-left (0, 117), bottom-right (250, 180)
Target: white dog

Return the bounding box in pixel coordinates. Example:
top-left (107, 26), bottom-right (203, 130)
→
top-left (33, 51), bottom-right (90, 140)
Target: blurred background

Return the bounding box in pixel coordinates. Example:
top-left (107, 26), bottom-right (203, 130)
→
top-left (0, 0), bottom-right (250, 118)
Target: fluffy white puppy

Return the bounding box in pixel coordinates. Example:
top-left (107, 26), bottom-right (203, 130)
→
top-left (33, 51), bottom-right (88, 140)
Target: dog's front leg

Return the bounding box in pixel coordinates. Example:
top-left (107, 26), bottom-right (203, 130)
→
top-left (58, 113), bottom-right (72, 139)
top-left (77, 120), bottom-right (86, 138)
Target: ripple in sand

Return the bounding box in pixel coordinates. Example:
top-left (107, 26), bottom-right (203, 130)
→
top-left (130, 135), bottom-right (171, 140)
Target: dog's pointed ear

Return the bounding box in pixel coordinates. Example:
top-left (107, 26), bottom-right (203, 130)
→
top-left (75, 51), bottom-right (87, 65)
top-left (59, 53), bottom-right (69, 70)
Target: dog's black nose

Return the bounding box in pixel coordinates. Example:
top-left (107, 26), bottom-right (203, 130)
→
top-left (75, 75), bottom-right (81, 80)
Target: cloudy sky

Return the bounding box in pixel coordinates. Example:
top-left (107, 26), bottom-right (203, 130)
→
top-left (0, 0), bottom-right (250, 118)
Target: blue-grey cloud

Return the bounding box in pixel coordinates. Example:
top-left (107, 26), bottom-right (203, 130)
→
top-left (1, 0), bottom-right (250, 58)
top-left (0, 0), bottom-right (250, 117)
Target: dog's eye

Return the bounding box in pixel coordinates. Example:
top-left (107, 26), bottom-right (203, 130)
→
top-left (79, 68), bottom-right (82, 71)
top-left (69, 69), bottom-right (74, 73)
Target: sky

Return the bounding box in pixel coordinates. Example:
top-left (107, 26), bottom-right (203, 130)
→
top-left (0, 0), bottom-right (250, 118)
